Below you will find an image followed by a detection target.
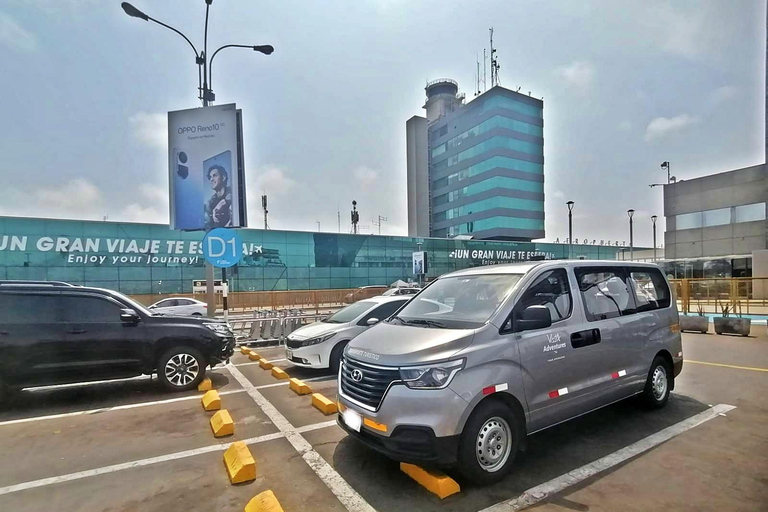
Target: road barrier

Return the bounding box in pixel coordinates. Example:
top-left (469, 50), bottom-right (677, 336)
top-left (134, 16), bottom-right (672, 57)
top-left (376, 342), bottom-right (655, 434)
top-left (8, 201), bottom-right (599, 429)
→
top-left (133, 288), bottom-right (357, 312)
top-left (223, 441), bottom-right (257, 484)
top-left (671, 277), bottom-right (768, 316)
top-left (258, 359), bottom-right (274, 370)
top-left (231, 311), bottom-right (330, 346)
top-left (399, 463), bottom-right (460, 499)
top-left (210, 409), bottom-right (234, 437)
top-left (311, 393), bottom-right (338, 415)
top-left (245, 490), bottom-right (283, 512)
top-left (271, 367), bottom-right (289, 380)
top-left (197, 378), bottom-right (213, 391)
top-left (289, 378), bottom-right (311, 395)
top-left (201, 390), bottom-right (221, 411)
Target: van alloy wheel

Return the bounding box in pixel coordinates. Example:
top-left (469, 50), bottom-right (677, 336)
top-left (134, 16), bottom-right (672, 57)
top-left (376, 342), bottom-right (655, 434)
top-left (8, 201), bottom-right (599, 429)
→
top-left (651, 365), bottom-right (667, 401)
top-left (165, 353), bottom-right (200, 387)
top-left (476, 416), bottom-right (512, 472)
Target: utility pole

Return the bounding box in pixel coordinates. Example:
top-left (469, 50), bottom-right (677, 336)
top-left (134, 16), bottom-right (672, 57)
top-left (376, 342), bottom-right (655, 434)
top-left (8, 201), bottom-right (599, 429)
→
top-left (651, 215), bottom-right (658, 262)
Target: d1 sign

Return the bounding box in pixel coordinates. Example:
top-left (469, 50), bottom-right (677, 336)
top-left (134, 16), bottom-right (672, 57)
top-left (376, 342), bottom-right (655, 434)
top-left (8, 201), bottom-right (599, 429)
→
top-left (202, 228), bottom-right (243, 268)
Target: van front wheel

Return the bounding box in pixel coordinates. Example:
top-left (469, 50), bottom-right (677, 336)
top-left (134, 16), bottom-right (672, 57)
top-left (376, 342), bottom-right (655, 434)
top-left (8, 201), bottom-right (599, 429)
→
top-left (457, 399), bottom-right (521, 485)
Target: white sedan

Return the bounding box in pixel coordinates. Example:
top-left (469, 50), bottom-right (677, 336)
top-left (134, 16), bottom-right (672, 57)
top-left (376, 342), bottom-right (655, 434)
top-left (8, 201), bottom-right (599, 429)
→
top-left (149, 297), bottom-right (207, 316)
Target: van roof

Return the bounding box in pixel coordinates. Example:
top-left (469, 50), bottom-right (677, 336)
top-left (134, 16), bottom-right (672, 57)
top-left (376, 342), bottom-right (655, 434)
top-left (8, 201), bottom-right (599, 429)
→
top-left (443, 259), bottom-right (662, 278)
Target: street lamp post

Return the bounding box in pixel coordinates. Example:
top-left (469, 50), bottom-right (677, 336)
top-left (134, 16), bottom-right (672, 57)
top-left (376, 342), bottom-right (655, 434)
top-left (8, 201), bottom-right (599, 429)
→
top-left (566, 201), bottom-right (574, 259)
top-left (121, 1), bottom-right (274, 318)
top-left (661, 161), bottom-right (670, 184)
top-left (651, 215), bottom-right (658, 262)
top-left (627, 209), bottom-right (635, 261)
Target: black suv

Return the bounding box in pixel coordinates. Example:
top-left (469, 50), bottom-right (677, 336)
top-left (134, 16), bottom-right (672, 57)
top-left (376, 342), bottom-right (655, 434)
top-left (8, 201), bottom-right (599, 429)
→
top-left (0, 281), bottom-right (234, 396)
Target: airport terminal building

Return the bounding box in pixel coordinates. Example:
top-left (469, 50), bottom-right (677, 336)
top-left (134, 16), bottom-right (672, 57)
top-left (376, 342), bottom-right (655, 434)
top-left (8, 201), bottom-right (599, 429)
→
top-left (0, 216), bottom-right (628, 295)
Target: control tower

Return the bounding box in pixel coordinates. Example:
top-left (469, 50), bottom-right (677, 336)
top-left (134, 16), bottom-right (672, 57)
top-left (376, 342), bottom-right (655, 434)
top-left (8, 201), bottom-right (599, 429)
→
top-left (423, 78), bottom-right (465, 123)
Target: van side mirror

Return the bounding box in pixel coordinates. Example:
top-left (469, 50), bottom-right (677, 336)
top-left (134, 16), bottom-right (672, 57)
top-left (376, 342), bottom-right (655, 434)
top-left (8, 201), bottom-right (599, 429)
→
top-left (515, 305), bottom-right (552, 332)
top-left (120, 308), bottom-right (140, 323)
top-left (366, 317), bottom-right (379, 326)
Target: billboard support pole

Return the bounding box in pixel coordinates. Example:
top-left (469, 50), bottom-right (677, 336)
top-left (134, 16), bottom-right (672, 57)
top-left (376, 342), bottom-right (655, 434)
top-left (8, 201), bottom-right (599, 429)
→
top-left (222, 267), bottom-right (228, 323)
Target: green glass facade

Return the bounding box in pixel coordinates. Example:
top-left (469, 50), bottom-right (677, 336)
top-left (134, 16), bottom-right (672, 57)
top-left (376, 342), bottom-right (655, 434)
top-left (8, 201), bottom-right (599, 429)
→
top-left (0, 216), bottom-right (631, 294)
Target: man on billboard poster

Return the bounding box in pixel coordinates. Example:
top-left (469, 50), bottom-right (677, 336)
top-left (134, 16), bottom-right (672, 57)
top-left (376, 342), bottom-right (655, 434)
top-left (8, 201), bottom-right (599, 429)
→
top-left (205, 164), bottom-right (233, 229)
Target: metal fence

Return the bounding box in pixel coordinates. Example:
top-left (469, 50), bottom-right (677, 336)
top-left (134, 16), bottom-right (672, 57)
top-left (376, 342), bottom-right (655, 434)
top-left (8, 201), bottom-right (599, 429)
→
top-left (228, 309), bottom-right (330, 346)
top-left (670, 277), bottom-right (768, 315)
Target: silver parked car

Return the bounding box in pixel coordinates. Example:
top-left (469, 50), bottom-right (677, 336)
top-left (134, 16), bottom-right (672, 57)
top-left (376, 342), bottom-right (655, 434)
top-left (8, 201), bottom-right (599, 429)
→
top-left (337, 260), bottom-right (682, 484)
top-left (285, 296), bottom-right (410, 373)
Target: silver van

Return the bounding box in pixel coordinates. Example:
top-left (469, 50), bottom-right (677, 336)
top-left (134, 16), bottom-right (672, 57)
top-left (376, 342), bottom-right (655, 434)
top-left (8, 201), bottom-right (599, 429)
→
top-left (337, 261), bottom-right (682, 484)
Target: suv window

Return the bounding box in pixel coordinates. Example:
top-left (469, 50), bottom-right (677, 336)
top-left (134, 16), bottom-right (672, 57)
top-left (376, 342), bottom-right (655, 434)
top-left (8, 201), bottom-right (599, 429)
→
top-left (62, 295), bottom-right (124, 323)
top-left (576, 268), bottom-right (636, 321)
top-left (359, 300), bottom-right (407, 325)
top-left (628, 268), bottom-right (671, 311)
top-left (0, 293), bottom-right (61, 323)
top-left (508, 269), bottom-right (572, 329)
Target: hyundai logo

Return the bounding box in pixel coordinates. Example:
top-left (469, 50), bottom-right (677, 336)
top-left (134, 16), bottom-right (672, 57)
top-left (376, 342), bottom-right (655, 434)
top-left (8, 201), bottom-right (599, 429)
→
top-left (351, 369), bottom-right (364, 382)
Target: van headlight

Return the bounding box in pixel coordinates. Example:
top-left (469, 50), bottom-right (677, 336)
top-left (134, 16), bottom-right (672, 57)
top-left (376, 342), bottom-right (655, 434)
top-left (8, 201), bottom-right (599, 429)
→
top-left (399, 359), bottom-right (464, 389)
top-left (204, 323), bottom-right (232, 336)
top-left (302, 332), bottom-right (337, 347)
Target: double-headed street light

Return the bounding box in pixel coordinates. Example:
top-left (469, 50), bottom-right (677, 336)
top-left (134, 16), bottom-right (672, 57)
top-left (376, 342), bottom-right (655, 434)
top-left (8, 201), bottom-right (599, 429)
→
top-left (566, 201), bottom-right (575, 259)
top-left (627, 209), bottom-right (635, 261)
top-left (121, 1), bottom-right (274, 106)
top-left (651, 215), bottom-right (658, 262)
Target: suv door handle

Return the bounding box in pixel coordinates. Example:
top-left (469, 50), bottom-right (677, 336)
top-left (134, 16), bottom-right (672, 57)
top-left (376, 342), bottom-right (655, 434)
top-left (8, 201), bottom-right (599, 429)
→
top-left (571, 329), bottom-right (601, 348)
top-left (66, 329), bottom-right (86, 335)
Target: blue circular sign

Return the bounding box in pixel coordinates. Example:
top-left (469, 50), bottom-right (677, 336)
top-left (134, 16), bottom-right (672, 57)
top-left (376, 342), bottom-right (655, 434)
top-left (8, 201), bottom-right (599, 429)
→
top-left (202, 228), bottom-right (243, 268)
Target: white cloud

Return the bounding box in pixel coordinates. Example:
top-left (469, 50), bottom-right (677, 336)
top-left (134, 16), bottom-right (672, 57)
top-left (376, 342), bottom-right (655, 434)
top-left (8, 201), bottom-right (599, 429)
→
top-left (555, 61), bottom-right (595, 91)
top-left (0, 178), bottom-right (104, 220)
top-left (353, 166), bottom-right (378, 191)
top-left (252, 167), bottom-right (296, 195)
top-left (118, 184), bottom-right (168, 224)
top-left (37, 178), bottom-right (102, 211)
top-left (644, 114), bottom-right (698, 142)
top-left (129, 112), bottom-right (167, 150)
top-left (552, 190), bottom-right (565, 200)
top-left (0, 12), bottom-right (38, 52)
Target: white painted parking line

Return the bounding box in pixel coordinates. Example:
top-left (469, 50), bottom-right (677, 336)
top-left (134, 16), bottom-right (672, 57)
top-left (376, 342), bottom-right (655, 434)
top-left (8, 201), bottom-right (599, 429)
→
top-left (23, 375), bottom-right (152, 391)
top-left (480, 403), bottom-right (737, 512)
top-left (0, 389), bottom-right (248, 427)
top-left (225, 363), bottom-right (375, 512)
top-left (0, 431), bottom-right (285, 496)
top-left (296, 420), bottom-right (338, 434)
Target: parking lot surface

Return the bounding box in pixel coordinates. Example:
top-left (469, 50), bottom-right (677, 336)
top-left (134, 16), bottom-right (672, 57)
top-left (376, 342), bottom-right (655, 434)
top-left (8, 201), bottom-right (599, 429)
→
top-left (0, 332), bottom-right (765, 512)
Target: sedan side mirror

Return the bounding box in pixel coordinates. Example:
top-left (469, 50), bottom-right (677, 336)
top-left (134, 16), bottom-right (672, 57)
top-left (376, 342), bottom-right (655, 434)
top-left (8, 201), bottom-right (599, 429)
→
top-left (366, 317), bottom-right (380, 326)
top-left (120, 308), bottom-right (141, 324)
top-left (515, 305), bottom-right (552, 332)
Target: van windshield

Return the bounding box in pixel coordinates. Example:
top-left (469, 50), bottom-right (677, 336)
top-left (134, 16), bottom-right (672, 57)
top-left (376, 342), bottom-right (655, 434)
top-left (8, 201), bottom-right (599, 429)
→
top-left (391, 274), bottom-right (523, 329)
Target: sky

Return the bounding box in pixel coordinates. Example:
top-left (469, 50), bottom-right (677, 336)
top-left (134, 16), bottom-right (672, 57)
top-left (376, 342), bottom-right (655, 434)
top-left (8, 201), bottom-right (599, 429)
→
top-left (0, 0), bottom-right (765, 247)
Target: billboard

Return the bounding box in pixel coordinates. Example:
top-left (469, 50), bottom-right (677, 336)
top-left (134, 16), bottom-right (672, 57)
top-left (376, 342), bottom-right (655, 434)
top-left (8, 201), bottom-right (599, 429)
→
top-left (168, 104), bottom-right (247, 231)
top-left (412, 251), bottom-right (427, 275)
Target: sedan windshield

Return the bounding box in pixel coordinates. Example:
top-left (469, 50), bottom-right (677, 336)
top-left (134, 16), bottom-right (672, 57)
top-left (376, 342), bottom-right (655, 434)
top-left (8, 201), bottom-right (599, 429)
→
top-left (323, 301), bottom-right (375, 323)
top-left (391, 274), bottom-right (523, 329)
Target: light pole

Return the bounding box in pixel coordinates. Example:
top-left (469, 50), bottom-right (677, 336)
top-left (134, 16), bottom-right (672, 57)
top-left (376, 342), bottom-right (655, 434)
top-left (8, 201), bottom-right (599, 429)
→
top-left (566, 201), bottom-right (574, 259)
top-left (651, 215), bottom-right (658, 262)
top-left (121, 1), bottom-right (274, 318)
top-left (661, 161), bottom-right (670, 184)
top-left (627, 209), bottom-right (635, 261)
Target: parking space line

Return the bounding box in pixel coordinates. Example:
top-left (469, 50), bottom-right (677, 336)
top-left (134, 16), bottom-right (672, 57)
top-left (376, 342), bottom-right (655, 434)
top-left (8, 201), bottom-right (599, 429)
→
top-left (479, 403), bottom-right (736, 512)
top-left (0, 431), bottom-right (284, 496)
top-left (23, 375), bottom-right (151, 392)
top-left (0, 389), bottom-right (247, 427)
top-left (686, 360), bottom-right (768, 373)
top-left (225, 363), bottom-right (375, 512)
top-left (296, 420), bottom-right (338, 434)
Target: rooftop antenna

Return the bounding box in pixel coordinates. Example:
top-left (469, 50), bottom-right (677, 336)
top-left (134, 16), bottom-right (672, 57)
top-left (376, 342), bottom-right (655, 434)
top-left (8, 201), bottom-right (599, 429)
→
top-left (475, 55), bottom-right (480, 96)
top-left (351, 200), bottom-right (360, 234)
top-left (483, 48), bottom-right (487, 92)
top-left (261, 194), bottom-right (269, 230)
top-left (372, 215), bottom-right (388, 235)
top-left (337, 203), bottom-right (341, 233)
top-left (490, 27), bottom-right (500, 87)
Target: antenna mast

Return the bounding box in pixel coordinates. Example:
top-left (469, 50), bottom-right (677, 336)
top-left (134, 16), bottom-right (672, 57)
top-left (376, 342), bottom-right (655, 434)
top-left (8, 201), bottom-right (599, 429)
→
top-left (490, 27), bottom-right (500, 87)
top-left (483, 48), bottom-right (487, 92)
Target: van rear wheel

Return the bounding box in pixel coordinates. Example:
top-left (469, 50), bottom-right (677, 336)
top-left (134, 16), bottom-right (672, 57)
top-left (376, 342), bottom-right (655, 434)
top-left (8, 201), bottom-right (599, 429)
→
top-left (641, 356), bottom-right (671, 409)
top-left (457, 399), bottom-right (521, 485)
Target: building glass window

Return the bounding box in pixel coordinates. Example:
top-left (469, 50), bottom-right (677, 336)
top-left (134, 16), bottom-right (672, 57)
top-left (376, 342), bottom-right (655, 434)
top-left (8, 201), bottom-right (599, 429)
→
top-left (431, 142), bottom-right (446, 157)
top-left (433, 156), bottom-right (543, 187)
top-left (482, 95), bottom-right (543, 118)
top-left (703, 208), bottom-right (731, 227)
top-left (676, 212), bottom-right (702, 230)
top-left (733, 203), bottom-right (766, 223)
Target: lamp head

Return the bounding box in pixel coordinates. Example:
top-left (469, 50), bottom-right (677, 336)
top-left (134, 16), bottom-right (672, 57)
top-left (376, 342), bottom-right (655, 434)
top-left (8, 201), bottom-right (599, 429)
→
top-left (627, 209), bottom-right (635, 219)
top-left (121, 2), bottom-right (149, 21)
top-left (253, 45), bottom-right (274, 55)
top-left (566, 200), bottom-right (574, 211)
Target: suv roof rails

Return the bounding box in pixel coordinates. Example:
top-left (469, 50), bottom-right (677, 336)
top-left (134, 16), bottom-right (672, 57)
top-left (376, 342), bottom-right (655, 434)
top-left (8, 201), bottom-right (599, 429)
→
top-left (0, 280), bottom-right (76, 287)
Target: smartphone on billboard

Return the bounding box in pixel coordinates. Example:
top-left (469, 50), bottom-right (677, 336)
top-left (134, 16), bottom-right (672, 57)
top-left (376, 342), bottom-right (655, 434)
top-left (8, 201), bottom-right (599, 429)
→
top-left (172, 148), bottom-right (204, 230)
top-left (203, 150), bottom-right (234, 229)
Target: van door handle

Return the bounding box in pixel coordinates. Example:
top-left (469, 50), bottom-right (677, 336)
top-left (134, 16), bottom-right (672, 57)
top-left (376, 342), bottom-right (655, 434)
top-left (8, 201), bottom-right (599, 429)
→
top-left (571, 329), bottom-right (600, 348)
top-left (66, 329), bottom-right (86, 335)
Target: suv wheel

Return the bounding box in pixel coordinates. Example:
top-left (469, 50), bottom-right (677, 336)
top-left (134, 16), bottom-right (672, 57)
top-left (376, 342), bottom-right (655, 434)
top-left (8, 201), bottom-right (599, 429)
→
top-left (641, 356), bottom-right (671, 409)
top-left (457, 399), bottom-right (522, 485)
top-left (158, 346), bottom-right (207, 391)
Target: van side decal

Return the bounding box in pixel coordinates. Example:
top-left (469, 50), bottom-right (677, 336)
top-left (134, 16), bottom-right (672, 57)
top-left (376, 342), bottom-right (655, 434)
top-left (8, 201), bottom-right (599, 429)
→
top-left (482, 383), bottom-right (508, 395)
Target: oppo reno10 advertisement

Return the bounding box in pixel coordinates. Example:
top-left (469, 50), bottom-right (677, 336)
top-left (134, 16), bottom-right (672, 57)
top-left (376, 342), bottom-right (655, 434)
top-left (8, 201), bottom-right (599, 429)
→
top-left (168, 104), bottom-right (247, 231)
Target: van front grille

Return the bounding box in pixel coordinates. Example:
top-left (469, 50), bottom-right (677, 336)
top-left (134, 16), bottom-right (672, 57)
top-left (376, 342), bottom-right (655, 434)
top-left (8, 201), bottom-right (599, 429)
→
top-left (340, 357), bottom-right (400, 410)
